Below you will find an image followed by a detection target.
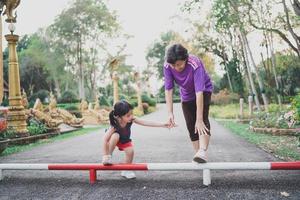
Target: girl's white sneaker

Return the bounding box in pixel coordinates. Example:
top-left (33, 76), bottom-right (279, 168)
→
top-left (102, 155), bottom-right (113, 165)
top-left (121, 171), bottom-right (136, 179)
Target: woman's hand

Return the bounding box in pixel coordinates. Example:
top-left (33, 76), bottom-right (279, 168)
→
top-left (195, 120), bottom-right (209, 135)
top-left (167, 113), bottom-right (176, 128)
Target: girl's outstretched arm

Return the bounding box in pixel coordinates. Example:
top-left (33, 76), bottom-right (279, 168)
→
top-left (133, 118), bottom-right (170, 128)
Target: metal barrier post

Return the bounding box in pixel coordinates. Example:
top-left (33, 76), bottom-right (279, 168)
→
top-left (203, 169), bottom-right (211, 186)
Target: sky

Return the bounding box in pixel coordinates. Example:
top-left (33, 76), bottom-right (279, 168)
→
top-left (2, 0), bottom-right (192, 68)
top-left (1, 0), bottom-right (203, 94)
top-left (1, 0), bottom-right (290, 94)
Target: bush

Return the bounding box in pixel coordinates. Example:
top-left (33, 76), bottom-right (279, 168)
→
top-left (211, 89), bottom-right (240, 105)
top-left (292, 93), bottom-right (300, 122)
top-left (148, 106), bottom-right (156, 113)
top-left (58, 90), bottom-right (78, 103)
top-left (27, 118), bottom-right (47, 136)
top-left (0, 128), bottom-right (17, 139)
top-left (119, 94), bottom-right (129, 101)
top-left (1, 97), bottom-right (9, 106)
top-left (142, 103), bottom-right (149, 114)
top-left (64, 104), bottom-right (79, 111)
top-left (69, 111), bottom-right (82, 118)
top-left (133, 107), bottom-right (144, 116)
top-left (107, 96), bottom-right (114, 106)
top-left (100, 96), bottom-right (111, 107)
top-left (249, 110), bottom-right (297, 129)
top-left (0, 109), bottom-right (8, 133)
top-left (129, 96), bottom-right (138, 107)
top-left (141, 93), bottom-right (156, 106)
top-left (0, 118), bottom-right (7, 133)
top-left (29, 89), bottom-right (49, 103)
top-left (268, 104), bottom-right (281, 113)
top-left (57, 103), bottom-right (81, 110)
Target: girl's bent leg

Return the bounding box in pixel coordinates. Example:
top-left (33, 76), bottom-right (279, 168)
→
top-left (124, 147), bottom-right (134, 164)
top-left (102, 133), bottom-right (111, 155)
top-left (121, 147), bottom-right (136, 179)
top-left (108, 133), bottom-right (120, 155)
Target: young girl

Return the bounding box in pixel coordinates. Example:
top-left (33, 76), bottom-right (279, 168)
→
top-left (102, 100), bottom-right (170, 179)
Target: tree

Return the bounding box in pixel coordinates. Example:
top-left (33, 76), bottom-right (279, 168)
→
top-left (48, 0), bottom-right (119, 100)
top-left (18, 34), bottom-right (54, 95)
top-left (247, 0), bottom-right (300, 57)
top-left (146, 31), bottom-right (178, 79)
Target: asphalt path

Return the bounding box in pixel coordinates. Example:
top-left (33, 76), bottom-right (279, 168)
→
top-left (0, 103), bottom-right (299, 200)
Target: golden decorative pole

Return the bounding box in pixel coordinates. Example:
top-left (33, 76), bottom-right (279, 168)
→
top-left (4, 0), bottom-right (28, 136)
top-left (112, 71), bottom-right (119, 105)
top-left (109, 58), bottom-right (120, 106)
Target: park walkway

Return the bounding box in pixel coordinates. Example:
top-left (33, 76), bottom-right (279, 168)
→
top-left (0, 103), bottom-right (299, 200)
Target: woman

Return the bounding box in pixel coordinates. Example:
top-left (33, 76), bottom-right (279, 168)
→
top-left (163, 43), bottom-right (213, 163)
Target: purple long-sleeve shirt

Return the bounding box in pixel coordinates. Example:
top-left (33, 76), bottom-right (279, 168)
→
top-left (163, 55), bottom-right (213, 102)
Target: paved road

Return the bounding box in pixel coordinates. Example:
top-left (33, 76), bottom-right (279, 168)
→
top-left (0, 103), bottom-right (299, 200)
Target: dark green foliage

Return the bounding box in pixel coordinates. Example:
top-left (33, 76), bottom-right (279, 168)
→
top-left (292, 93), bottom-right (300, 122)
top-left (119, 94), bottom-right (129, 101)
top-left (158, 85), bottom-right (181, 103)
top-left (142, 103), bottom-right (149, 114)
top-left (0, 98), bottom-right (9, 106)
top-left (99, 96), bottom-right (111, 107)
top-left (64, 104), bottom-right (79, 111)
top-left (69, 111), bottom-right (82, 118)
top-left (128, 96), bottom-right (138, 107)
top-left (276, 54), bottom-right (300, 97)
top-left (0, 128), bottom-right (16, 139)
top-left (58, 91), bottom-right (78, 103)
top-left (107, 96), bottom-right (114, 106)
top-left (146, 31), bottom-right (177, 79)
top-left (218, 55), bottom-right (244, 97)
top-left (27, 118), bottom-right (48, 136)
top-left (141, 93), bottom-right (156, 107)
top-left (29, 89), bottom-right (49, 103)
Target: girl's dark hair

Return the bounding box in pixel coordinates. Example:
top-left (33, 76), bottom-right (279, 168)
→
top-left (165, 43), bottom-right (188, 64)
top-left (109, 100), bottom-right (133, 128)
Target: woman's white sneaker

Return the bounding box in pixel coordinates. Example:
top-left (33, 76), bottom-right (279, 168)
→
top-left (193, 149), bottom-right (207, 163)
top-left (121, 171), bottom-right (136, 179)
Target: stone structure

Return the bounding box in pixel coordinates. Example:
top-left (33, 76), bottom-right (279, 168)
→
top-left (47, 94), bottom-right (84, 128)
top-left (29, 98), bottom-right (63, 129)
top-left (80, 99), bottom-right (109, 125)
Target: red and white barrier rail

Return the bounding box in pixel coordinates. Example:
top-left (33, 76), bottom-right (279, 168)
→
top-left (0, 161), bottom-right (299, 186)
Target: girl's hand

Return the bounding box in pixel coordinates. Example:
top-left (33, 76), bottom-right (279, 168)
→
top-left (162, 123), bottom-right (169, 128)
top-left (165, 122), bottom-right (177, 129)
top-left (194, 120), bottom-right (209, 135)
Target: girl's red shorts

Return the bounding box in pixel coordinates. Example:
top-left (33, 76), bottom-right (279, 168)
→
top-left (116, 141), bottom-right (133, 151)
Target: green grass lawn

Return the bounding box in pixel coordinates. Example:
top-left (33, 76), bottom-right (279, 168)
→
top-left (1, 126), bottom-right (105, 157)
top-left (210, 104), bottom-right (251, 119)
top-left (218, 120), bottom-right (300, 161)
